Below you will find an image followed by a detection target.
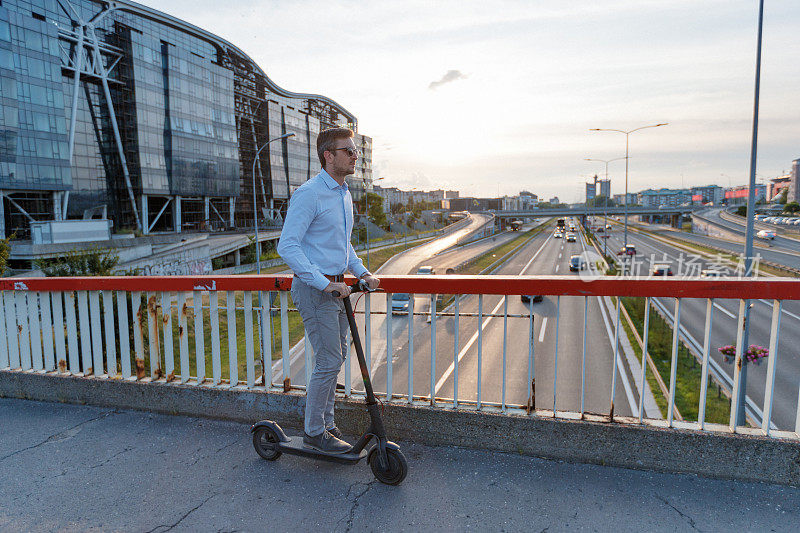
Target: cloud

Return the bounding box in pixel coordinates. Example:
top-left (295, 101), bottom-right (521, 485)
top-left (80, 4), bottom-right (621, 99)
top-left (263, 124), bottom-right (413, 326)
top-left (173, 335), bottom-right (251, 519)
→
top-left (428, 70), bottom-right (468, 90)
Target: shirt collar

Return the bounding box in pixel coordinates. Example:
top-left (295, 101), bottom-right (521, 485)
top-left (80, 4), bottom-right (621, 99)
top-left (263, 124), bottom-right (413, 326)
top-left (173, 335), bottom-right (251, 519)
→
top-left (320, 169), bottom-right (348, 191)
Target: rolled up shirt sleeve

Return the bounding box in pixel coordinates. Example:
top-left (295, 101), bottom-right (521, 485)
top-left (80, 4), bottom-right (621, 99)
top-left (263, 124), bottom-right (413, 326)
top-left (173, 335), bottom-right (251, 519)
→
top-left (277, 188), bottom-right (330, 290)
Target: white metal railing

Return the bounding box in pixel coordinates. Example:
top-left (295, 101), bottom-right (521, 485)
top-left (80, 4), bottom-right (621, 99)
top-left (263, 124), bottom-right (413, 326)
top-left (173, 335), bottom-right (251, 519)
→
top-left (1, 275), bottom-right (799, 440)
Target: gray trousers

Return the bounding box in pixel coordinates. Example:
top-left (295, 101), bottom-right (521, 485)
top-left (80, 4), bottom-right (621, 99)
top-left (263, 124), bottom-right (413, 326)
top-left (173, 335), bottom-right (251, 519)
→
top-left (291, 278), bottom-right (349, 436)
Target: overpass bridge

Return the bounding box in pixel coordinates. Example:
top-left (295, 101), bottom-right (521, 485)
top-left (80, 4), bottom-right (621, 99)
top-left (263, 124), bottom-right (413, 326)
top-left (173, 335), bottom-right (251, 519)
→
top-left (479, 205), bottom-right (702, 219)
top-left (1, 272), bottom-right (798, 489)
top-left (479, 206), bottom-right (702, 230)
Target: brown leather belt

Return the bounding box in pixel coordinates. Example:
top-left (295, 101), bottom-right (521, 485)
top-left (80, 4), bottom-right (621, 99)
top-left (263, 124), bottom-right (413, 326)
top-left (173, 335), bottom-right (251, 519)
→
top-left (323, 274), bottom-right (344, 282)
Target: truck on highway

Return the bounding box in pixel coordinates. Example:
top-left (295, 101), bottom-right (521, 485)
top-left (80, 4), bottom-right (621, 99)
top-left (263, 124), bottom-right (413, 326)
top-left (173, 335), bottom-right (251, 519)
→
top-left (557, 218), bottom-right (565, 229)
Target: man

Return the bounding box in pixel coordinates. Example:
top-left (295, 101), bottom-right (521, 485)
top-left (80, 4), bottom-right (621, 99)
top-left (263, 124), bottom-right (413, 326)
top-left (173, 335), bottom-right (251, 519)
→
top-left (277, 127), bottom-right (380, 454)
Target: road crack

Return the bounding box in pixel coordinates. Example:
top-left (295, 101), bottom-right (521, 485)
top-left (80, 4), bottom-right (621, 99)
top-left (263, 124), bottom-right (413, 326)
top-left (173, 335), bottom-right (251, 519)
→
top-left (145, 492), bottom-right (218, 533)
top-left (0, 410), bottom-right (118, 462)
top-left (338, 480), bottom-right (376, 533)
top-left (89, 446), bottom-right (132, 469)
top-left (656, 494), bottom-right (700, 531)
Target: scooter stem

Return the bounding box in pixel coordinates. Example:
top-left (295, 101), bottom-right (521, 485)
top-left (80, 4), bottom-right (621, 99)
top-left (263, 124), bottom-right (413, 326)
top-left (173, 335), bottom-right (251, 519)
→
top-left (342, 296), bottom-right (378, 404)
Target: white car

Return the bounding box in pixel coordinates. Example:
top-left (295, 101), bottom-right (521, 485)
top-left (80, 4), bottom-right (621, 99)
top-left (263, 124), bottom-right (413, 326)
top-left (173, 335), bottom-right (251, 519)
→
top-left (756, 230), bottom-right (776, 240)
top-left (391, 293), bottom-right (410, 314)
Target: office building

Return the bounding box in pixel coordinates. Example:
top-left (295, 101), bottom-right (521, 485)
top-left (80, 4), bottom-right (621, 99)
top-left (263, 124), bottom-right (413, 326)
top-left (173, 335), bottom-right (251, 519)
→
top-left (612, 192), bottom-right (639, 206)
top-left (598, 178), bottom-right (610, 199)
top-left (0, 0), bottom-right (371, 238)
top-left (724, 184), bottom-right (766, 205)
top-left (585, 181), bottom-right (596, 202)
top-left (690, 185), bottom-right (724, 205)
top-left (639, 188), bottom-right (692, 208)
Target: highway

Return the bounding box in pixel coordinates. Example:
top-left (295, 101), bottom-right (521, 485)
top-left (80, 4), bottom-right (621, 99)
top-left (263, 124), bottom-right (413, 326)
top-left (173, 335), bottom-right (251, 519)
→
top-left (333, 219), bottom-right (644, 417)
top-left (602, 221), bottom-right (800, 430)
top-left (697, 207), bottom-right (800, 256)
top-left (273, 215), bottom-right (645, 416)
top-left (422, 222), bottom-right (639, 416)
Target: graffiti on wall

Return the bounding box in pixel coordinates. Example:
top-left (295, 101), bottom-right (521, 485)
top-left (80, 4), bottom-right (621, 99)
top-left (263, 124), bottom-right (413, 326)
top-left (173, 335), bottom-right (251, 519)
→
top-left (121, 244), bottom-right (213, 276)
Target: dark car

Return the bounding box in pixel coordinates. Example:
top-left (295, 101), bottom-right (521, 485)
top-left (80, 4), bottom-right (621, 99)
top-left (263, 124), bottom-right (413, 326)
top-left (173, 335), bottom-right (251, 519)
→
top-left (616, 244), bottom-right (637, 256)
top-left (569, 254), bottom-right (586, 271)
top-left (521, 294), bottom-right (544, 303)
top-left (651, 263), bottom-right (673, 276)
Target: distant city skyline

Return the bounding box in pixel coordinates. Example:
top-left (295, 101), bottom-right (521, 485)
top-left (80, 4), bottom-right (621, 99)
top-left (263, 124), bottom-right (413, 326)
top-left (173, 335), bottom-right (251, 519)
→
top-left (140, 0), bottom-right (800, 202)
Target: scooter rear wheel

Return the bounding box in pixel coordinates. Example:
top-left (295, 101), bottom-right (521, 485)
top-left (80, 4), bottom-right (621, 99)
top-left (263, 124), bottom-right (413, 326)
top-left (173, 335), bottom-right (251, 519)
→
top-left (368, 447), bottom-right (408, 485)
top-left (252, 426), bottom-right (282, 460)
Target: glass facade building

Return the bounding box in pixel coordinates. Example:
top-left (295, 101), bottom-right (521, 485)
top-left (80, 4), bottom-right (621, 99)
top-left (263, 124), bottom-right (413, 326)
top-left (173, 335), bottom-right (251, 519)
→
top-left (0, 0), bottom-right (371, 238)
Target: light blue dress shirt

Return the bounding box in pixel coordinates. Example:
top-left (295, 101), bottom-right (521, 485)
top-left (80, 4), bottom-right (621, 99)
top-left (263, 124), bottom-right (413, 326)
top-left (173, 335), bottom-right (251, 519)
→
top-left (277, 169), bottom-right (369, 290)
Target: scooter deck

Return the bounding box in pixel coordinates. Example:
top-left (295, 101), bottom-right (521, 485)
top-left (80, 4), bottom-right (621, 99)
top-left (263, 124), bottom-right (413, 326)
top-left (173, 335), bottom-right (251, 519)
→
top-left (277, 436), bottom-right (367, 464)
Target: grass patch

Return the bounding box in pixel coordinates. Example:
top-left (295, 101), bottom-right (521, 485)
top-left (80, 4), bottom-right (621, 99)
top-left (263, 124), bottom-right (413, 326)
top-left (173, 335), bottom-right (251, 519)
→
top-left (116, 238), bottom-right (439, 383)
top-left (620, 296), bottom-right (731, 423)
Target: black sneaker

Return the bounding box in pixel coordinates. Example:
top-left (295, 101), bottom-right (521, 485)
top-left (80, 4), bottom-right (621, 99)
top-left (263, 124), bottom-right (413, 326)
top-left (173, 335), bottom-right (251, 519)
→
top-left (303, 430), bottom-right (351, 454)
top-left (326, 426), bottom-right (344, 440)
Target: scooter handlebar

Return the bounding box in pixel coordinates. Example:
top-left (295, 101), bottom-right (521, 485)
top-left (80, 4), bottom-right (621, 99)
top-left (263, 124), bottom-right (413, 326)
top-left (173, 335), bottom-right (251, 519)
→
top-left (331, 279), bottom-right (374, 298)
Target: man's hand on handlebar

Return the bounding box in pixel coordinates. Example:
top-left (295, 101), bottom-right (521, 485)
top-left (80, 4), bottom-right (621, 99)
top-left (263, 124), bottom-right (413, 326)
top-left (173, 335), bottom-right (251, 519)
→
top-left (324, 281), bottom-right (351, 299)
top-left (325, 275), bottom-right (380, 298)
top-left (360, 274), bottom-right (380, 291)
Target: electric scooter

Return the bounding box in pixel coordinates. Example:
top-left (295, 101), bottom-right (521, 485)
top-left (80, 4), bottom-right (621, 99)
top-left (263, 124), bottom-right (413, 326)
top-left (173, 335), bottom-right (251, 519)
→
top-left (251, 279), bottom-right (408, 485)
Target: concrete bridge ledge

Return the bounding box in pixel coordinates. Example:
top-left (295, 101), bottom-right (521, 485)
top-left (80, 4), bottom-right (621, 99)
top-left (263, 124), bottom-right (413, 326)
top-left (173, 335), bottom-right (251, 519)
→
top-left (2, 369), bottom-right (798, 487)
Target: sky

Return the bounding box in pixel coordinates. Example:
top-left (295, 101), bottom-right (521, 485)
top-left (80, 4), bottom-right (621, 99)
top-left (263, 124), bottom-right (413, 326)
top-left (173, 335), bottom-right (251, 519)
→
top-left (139, 0), bottom-right (800, 202)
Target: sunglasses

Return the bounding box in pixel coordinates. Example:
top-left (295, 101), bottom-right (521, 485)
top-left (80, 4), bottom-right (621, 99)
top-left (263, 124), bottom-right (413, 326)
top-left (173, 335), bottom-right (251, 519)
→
top-left (330, 147), bottom-right (360, 158)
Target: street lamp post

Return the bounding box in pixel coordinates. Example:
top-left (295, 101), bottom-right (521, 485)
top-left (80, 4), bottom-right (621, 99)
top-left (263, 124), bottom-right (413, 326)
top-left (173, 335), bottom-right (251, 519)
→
top-left (251, 131), bottom-right (294, 385)
top-left (590, 123), bottom-right (668, 269)
top-left (733, 0), bottom-right (765, 428)
top-left (585, 156), bottom-right (626, 257)
top-left (252, 132), bottom-right (295, 274)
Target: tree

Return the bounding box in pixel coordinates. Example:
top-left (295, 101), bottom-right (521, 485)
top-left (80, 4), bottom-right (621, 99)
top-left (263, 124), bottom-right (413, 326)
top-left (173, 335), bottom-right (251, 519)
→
top-left (537, 202), bottom-right (568, 209)
top-left (35, 247), bottom-right (120, 277)
top-left (587, 195), bottom-right (615, 208)
top-left (354, 192), bottom-right (387, 228)
top-left (784, 201), bottom-right (800, 214)
top-left (0, 233), bottom-right (13, 276)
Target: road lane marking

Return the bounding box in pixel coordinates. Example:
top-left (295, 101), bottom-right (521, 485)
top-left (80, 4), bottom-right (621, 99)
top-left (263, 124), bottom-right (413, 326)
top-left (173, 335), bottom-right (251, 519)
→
top-left (713, 302), bottom-right (736, 319)
top-left (596, 295), bottom-right (637, 415)
top-left (758, 299), bottom-right (800, 321)
top-left (521, 231), bottom-right (554, 273)
top-left (538, 317), bottom-right (547, 342)
top-left (435, 230), bottom-right (555, 394)
top-left (434, 297), bottom-right (504, 393)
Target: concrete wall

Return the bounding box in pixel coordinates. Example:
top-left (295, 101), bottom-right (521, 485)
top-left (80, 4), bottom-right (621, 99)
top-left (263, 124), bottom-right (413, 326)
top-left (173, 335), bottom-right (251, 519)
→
top-left (2, 370), bottom-right (798, 486)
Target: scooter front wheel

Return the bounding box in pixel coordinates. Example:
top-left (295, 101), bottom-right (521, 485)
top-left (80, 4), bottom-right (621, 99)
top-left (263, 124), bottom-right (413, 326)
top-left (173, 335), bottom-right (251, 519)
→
top-left (252, 426), bottom-right (282, 460)
top-left (368, 447), bottom-right (408, 485)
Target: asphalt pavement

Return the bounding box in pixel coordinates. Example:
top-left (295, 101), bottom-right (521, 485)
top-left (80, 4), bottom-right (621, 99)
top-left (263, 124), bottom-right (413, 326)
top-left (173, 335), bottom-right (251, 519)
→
top-left (3, 398), bottom-right (799, 532)
top-left (604, 223), bottom-right (800, 430)
top-left (338, 220), bottom-right (641, 417)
